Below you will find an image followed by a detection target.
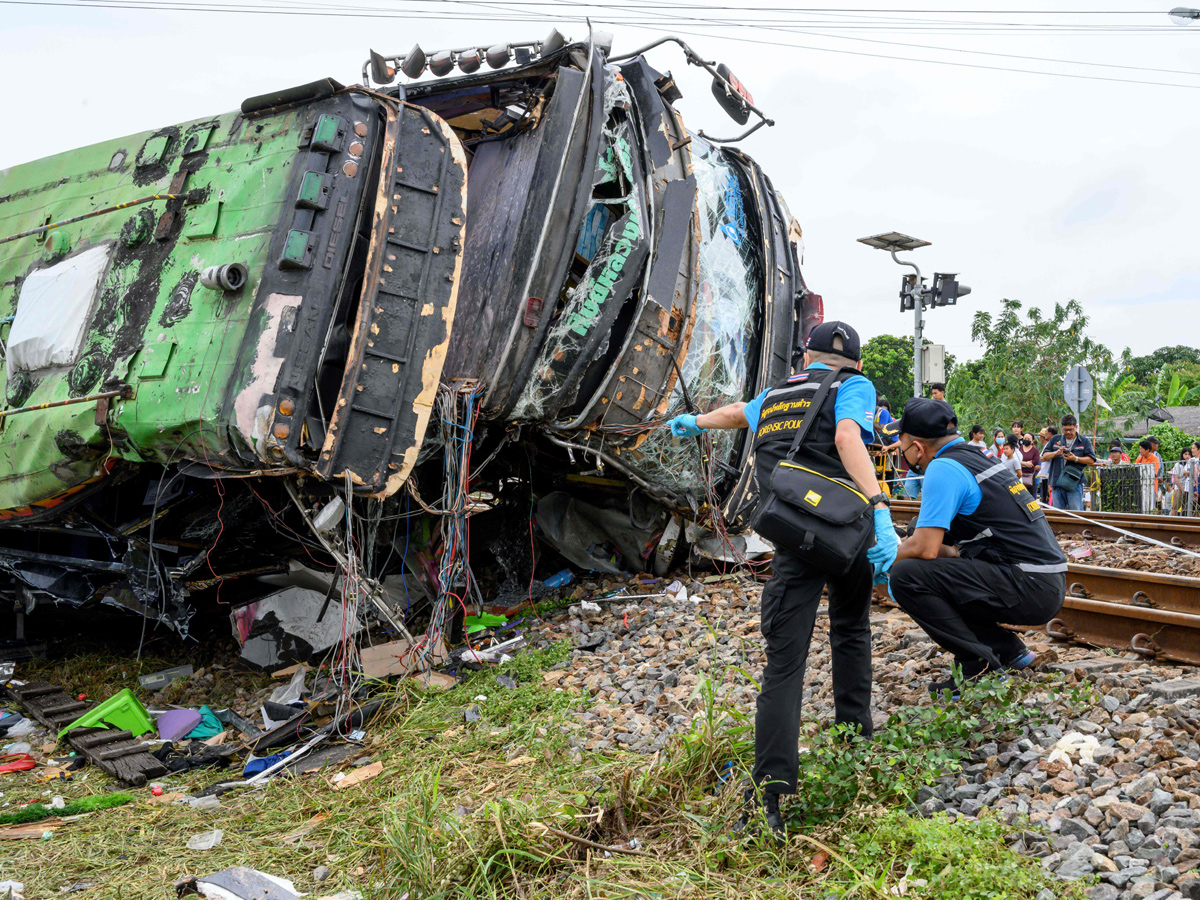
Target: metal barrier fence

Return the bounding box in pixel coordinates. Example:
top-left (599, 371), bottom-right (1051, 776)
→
top-left (1093, 462), bottom-right (1198, 517)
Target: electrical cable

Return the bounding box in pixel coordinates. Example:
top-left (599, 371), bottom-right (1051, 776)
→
top-left (5, 0), bottom-right (1196, 90)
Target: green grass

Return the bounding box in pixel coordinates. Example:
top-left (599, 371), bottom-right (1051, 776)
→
top-left (826, 810), bottom-right (1074, 900)
top-left (1, 641), bottom-right (1086, 899)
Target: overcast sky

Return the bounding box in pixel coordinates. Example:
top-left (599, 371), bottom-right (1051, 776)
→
top-left (3, 0), bottom-right (1197, 364)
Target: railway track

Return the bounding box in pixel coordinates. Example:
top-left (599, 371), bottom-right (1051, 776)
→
top-left (881, 501), bottom-right (1200, 666)
top-left (890, 500), bottom-right (1200, 549)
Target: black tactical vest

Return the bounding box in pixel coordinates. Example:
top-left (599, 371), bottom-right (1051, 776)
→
top-left (750, 366), bottom-right (852, 500)
top-left (938, 442), bottom-right (1067, 574)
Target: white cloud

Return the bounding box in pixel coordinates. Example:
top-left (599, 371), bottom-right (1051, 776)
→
top-left (2, 0), bottom-right (1197, 363)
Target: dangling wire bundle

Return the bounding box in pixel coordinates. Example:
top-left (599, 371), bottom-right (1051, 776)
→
top-left (409, 382), bottom-right (483, 671)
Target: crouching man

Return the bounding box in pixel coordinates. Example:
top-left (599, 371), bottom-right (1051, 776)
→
top-left (888, 399), bottom-right (1066, 694)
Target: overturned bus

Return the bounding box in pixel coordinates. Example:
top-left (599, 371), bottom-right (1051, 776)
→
top-left (0, 30), bottom-right (822, 638)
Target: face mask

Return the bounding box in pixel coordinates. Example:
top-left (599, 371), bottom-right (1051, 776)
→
top-left (903, 442), bottom-right (925, 475)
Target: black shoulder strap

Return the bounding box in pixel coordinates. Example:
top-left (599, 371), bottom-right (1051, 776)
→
top-left (784, 366), bottom-right (861, 460)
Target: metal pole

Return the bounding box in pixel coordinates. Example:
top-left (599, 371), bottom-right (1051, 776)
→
top-left (913, 298), bottom-right (924, 399)
top-left (891, 249), bottom-right (924, 398)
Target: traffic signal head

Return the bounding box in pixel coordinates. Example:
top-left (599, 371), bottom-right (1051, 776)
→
top-left (932, 273), bottom-right (971, 307)
top-left (899, 273), bottom-right (919, 311)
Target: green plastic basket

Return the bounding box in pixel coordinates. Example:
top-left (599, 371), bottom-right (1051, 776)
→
top-left (58, 688), bottom-right (154, 741)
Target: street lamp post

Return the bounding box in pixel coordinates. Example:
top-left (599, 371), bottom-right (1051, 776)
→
top-left (1169, 7), bottom-right (1200, 23)
top-left (857, 232), bottom-right (971, 399)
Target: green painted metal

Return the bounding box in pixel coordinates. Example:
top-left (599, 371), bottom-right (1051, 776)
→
top-left (0, 100), bottom-right (358, 513)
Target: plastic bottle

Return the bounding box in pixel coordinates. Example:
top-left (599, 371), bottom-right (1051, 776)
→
top-left (543, 569), bottom-right (574, 588)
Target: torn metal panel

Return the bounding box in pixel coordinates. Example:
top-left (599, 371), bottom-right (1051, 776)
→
top-left (437, 49), bottom-right (606, 417)
top-left (232, 586), bottom-right (362, 668)
top-left (565, 59), bottom-right (700, 432)
top-left (314, 101), bottom-right (469, 496)
top-left (512, 75), bottom-right (650, 420)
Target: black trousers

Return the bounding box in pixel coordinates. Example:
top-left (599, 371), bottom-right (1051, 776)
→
top-left (889, 556), bottom-right (1065, 675)
top-left (752, 548), bottom-right (873, 795)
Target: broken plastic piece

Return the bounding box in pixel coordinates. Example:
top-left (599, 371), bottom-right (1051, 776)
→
top-left (158, 708), bottom-right (202, 742)
top-left (543, 569), bottom-right (574, 589)
top-left (181, 866), bottom-right (298, 899)
top-left (138, 665), bottom-right (194, 692)
top-left (311, 496), bottom-right (346, 534)
top-left (185, 829), bottom-right (224, 851)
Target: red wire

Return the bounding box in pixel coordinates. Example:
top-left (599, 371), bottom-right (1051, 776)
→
top-left (527, 515), bottom-right (536, 607)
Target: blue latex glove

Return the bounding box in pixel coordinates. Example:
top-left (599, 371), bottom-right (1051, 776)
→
top-left (668, 414), bottom-right (706, 438)
top-left (867, 507), bottom-right (899, 578)
top-left (872, 572), bottom-right (895, 602)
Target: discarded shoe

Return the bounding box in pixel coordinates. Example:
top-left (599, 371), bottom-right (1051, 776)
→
top-left (733, 789), bottom-right (785, 845)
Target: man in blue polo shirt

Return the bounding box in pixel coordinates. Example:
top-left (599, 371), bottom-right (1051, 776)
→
top-left (666, 321), bottom-right (897, 841)
top-left (886, 399), bottom-right (1066, 695)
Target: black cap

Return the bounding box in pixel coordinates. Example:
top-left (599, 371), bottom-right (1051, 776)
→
top-left (805, 320), bottom-right (861, 362)
top-left (898, 398), bottom-right (959, 439)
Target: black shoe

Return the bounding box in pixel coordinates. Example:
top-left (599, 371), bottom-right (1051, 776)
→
top-left (733, 789), bottom-right (785, 845)
top-left (928, 677), bottom-right (963, 700)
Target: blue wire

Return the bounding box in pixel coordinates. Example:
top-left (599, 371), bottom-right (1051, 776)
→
top-left (401, 490), bottom-right (411, 621)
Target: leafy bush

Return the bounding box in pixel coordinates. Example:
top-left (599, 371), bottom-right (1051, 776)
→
top-left (1148, 422), bottom-right (1200, 461)
top-left (828, 810), bottom-right (1088, 900)
top-left (782, 672), bottom-right (1043, 828)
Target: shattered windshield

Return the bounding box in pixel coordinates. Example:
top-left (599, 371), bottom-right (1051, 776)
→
top-left (513, 70), bottom-right (647, 420)
top-left (620, 135), bottom-right (764, 501)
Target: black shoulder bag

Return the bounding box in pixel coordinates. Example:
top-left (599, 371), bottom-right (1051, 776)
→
top-left (750, 367), bottom-right (876, 574)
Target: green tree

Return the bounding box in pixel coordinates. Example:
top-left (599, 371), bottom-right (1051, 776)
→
top-left (1148, 423), bottom-right (1200, 461)
top-left (861, 334), bottom-right (955, 409)
top-left (1121, 345), bottom-right (1200, 387)
top-left (948, 299), bottom-right (1111, 431)
top-left (861, 334), bottom-right (915, 409)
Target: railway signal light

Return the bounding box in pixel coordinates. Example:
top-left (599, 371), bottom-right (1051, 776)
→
top-left (931, 272), bottom-right (970, 307)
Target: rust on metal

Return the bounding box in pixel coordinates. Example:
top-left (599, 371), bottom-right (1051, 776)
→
top-left (1064, 562), bottom-right (1200, 614)
top-left (1047, 595), bottom-right (1200, 667)
top-left (0, 388), bottom-right (129, 421)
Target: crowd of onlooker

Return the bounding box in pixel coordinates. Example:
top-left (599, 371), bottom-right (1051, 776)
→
top-left (872, 384), bottom-right (1200, 515)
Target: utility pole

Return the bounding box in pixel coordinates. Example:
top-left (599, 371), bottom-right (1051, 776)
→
top-left (857, 232), bottom-right (970, 399)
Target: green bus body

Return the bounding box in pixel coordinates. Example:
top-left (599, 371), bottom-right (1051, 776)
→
top-left (0, 85), bottom-right (466, 518)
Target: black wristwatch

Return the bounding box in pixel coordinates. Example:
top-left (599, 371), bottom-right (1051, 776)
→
top-left (868, 493), bottom-right (890, 508)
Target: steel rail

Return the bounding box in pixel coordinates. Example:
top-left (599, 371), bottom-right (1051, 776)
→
top-left (1048, 596), bottom-right (1200, 667)
top-left (1065, 563), bottom-right (1200, 614)
top-left (889, 499), bottom-right (1200, 549)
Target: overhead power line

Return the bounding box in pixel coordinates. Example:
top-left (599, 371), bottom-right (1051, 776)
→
top-left (5, 0), bottom-right (1198, 90)
top-left (7, 0), bottom-right (1199, 31)
top-left (524, 0), bottom-right (1200, 76)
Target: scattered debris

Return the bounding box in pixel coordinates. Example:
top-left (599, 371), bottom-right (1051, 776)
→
top-left (177, 867), bottom-right (300, 900)
top-left (158, 709), bottom-right (202, 742)
top-left (0, 821), bottom-right (55, 840)
top-left (5, 682), bottom-right (165, 784)
top-left (138, 665), bottom-right (194, 692)
top-left (0, 792), bottom-right (132, 826)
top-left (185, 830), bottom-right (224, 851)
top-left (333, 762), bottom-right (382, 791)
top-left (360, 639), bottom-right (443, 680)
